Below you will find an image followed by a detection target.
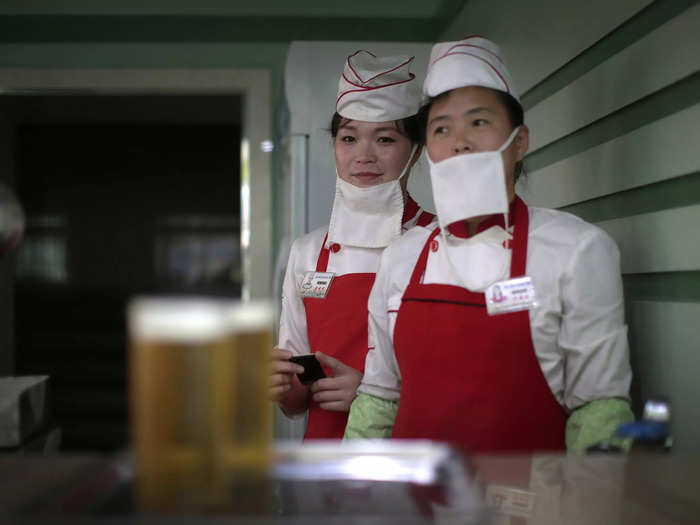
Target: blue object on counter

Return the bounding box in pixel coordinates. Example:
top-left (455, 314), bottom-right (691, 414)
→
top-left (616, 421), bottom-right (669, 442)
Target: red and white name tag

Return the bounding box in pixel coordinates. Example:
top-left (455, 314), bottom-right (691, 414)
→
top-left (485, 276), bottom-right (538, 316)
top-left (299, 271), bottom-right (335, 299)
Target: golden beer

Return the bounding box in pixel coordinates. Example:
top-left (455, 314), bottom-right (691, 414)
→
top-left (128, 298), bottom-right (274, 511)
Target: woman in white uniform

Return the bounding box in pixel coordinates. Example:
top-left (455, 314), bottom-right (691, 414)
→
top-left (345, 37), bottom-right (633, 453)
top-left (270, 51), bottom-right (435, 439)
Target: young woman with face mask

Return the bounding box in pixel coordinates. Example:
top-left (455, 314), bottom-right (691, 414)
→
top-left (270, 51), bottom-right (435, 439)
top-left (345, 37), bottom-right (634, 453)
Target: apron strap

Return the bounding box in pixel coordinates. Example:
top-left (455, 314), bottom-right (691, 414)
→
top-left (315, 233), bottom-right (331, 272)
top-left (416, 211), bottom-right (435, 227)
top-left (408, 197), bottom-right (529, 287)
top-left (510, 197), bottom-right (529, 278)
top-left (408, 227), bottom-right (441, 286)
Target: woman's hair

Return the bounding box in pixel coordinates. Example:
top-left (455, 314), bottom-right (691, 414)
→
top-left (329, 112), bottom-right (422, 145)
top-left (416, 88), bottom-right (526, 180)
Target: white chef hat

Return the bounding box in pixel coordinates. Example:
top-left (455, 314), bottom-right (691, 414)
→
top-left (336, 50), bottom-right (421, 122)
top-left (423, 36), bottom-right (518, 101)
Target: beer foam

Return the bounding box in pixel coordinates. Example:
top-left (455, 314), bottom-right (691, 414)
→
top-left (128, 297), bottom-right (228, 343)
top-left (225, 300), bottom-right (274, 333)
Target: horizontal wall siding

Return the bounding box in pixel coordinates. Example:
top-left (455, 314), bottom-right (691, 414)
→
top-left (526, 1), bottom-right (700, 151)
top-left (521, 0), bottom-right (698, 109)
top-left (519, 101), bottom-right (700, 208)
top-left (596, 205), bottom-right (700, 273)
top-left (524, 70), bottom-right (700, 177)
top-left (440, 0), bottom-right (653, 93)
top-left (560, 170), bottom-right (700, 223)
top-left (514, 2), bottom-right (700, 451)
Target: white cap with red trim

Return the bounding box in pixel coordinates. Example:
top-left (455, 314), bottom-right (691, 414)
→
top-left (336, 50), bottom-right (421, 122)
top-left (423, 36), bottom-right (518, 101)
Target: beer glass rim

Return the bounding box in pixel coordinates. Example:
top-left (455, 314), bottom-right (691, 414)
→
top-left (223, 299), bottom-right (274, 332)
top-left (128, 296), bottom-right (275, 342)
top-left (128, 296), bottom-right (229, 343)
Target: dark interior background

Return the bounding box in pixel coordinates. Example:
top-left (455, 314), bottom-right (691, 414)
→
top-left (11, 95), bottom-right (242, 451)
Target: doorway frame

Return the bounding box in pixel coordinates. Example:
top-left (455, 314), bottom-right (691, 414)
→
top-left (0, 67), bottom-right (272, 305)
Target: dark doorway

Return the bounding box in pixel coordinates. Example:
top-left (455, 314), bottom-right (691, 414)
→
top-left (12, 95), bottom-right (242, 451)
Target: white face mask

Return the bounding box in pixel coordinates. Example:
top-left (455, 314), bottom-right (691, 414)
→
top-left (427, 127), bottom-right (520, 291)
top-left (327, 144), bottom-right (417, 248)
top-left (427, 126), bottom-right (520, 231)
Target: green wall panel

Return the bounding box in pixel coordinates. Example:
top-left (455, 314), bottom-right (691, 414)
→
top-left (521, 0), bottom-right (700, 110)
top-left (559, 170), bottom-right (700, 223)
top-left (624, 271), bottom-right (700, 302)
top-left (525, 71), bottom-right (700, 173)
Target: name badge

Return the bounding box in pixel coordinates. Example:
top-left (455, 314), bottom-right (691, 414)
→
top-left (299, 271), bottom-right (335, 299)
top-left (486, 484), bottom-right (536, 518)
top-left (485, 276), bottom-right (538, 316)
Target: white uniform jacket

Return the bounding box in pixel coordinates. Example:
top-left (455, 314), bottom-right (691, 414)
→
top-left (278, 198), bottom-right (434, 358)
top-left (359, 205), bottom-right (632, 412)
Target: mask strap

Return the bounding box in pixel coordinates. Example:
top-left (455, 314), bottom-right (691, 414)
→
top-left (499, 127), bottom-right (520, 244)
top-left (498, 126), bottom-right (521, 153)
top-left (398, 144), bottom-right (419, 181)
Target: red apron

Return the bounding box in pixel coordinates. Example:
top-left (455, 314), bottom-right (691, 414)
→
top-left (302, 234), bottom-right (376, 439)
top-left (392, 197), bottom-right (566, 453)
top-left (303, 199), bottom-right (434, 439)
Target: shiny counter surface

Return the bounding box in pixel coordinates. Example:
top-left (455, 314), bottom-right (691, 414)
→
top-left (1, 442), bottom-right (699, 524)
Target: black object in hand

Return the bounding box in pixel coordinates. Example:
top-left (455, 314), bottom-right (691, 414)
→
top-left (289, 354), bottom-right (326, 385)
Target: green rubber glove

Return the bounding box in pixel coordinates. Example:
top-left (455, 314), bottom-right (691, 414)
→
top-left (566, 398), bottom-right (634, 453)
top-left (344, 393), bottom-right (398, 439)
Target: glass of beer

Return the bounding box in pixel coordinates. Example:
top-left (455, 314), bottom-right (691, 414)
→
top-left (128, 297), bottom-right (274, 511)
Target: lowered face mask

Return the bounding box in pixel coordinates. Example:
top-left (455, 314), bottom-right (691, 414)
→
top-left (327, 144), bottom-right (417, 249)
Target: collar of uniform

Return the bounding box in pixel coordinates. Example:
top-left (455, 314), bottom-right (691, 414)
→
top-left (402, 194), bottom-right (420, 225)
top-left (446, 198), bottom-right (517, 239)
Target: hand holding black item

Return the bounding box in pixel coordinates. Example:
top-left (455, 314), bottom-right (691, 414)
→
top-left (310, 352), bottom-right (362, 412)
top-left (269, 347), bottom-right (305, 400)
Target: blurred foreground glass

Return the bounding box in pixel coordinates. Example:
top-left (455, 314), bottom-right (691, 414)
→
top-left (128, 297), bottom-right (274, 511)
